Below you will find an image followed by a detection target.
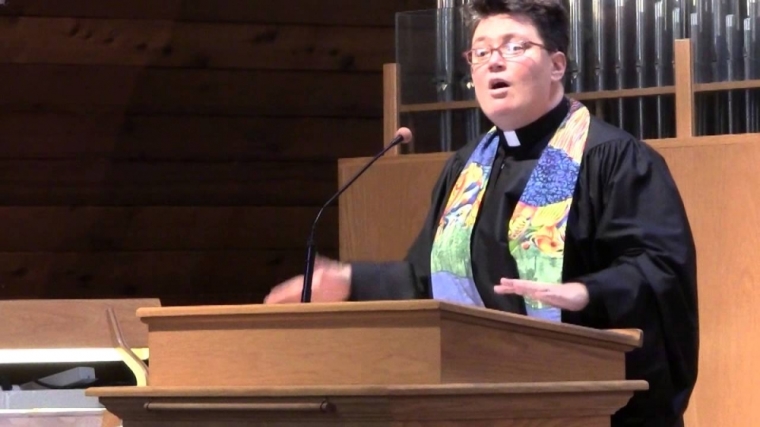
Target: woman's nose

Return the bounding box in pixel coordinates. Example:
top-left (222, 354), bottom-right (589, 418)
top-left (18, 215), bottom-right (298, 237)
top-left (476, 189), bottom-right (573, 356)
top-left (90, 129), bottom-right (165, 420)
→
top-left (487, 50), bottom-right (507, 71)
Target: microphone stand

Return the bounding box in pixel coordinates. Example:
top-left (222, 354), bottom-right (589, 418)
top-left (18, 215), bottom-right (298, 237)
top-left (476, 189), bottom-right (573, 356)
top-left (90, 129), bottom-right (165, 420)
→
top-left (301, 133), bottom-right (409, 303)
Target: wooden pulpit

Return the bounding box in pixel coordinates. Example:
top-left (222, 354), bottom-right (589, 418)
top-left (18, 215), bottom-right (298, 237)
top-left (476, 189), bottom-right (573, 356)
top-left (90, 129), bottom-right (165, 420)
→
top-left (86, 300), bottom-right (646, 426)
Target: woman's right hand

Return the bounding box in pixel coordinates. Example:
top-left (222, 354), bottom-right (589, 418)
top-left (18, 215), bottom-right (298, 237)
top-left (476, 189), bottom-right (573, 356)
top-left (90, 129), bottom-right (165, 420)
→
top-left (263, 257), bottom-right (351, 304)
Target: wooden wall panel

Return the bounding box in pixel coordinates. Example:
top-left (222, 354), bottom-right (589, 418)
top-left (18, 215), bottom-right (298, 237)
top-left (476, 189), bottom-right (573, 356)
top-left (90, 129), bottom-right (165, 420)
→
top-left (0, 0), bottom-right (436, 306)
top-left (0, 18), bottom-right (393, 72)
top-left (0, 206), bottom-right (335, 251)
top-left (0, 113), bottom-right (381, 160)
top-left (0, 250), bottom-right (318, 303)
top-left (0, 159), bottom-right (337, 206)
top-left (339, 154), bottom-right (449, 261)
top-left (0, 0), bottom-right (433, 26)
top-left (0, 65), bottom-right (382, 117)
top-left (651, 136), bottom-right (760, 427)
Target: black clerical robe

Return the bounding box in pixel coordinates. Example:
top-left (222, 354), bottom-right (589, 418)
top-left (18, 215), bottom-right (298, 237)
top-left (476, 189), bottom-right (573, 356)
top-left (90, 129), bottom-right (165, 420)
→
top-left (349, 98), bottom-right (699, 427)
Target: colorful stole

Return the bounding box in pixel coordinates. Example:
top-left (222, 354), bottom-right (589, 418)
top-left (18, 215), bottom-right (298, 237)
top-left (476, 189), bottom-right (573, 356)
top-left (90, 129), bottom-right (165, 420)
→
top-left (429, 100), bottom-right (591, 321)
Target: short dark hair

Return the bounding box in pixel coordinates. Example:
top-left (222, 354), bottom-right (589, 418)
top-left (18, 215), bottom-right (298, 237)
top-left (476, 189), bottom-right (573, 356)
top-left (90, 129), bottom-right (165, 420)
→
top-left (465, 0), bottom-right (569, 55)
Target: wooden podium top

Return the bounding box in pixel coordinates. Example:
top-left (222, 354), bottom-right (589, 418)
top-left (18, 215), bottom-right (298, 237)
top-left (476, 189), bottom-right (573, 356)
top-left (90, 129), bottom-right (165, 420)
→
top-left (136, 300), bottom-right (642, 350)
top-left (127, 300), bottom-right (643, 389)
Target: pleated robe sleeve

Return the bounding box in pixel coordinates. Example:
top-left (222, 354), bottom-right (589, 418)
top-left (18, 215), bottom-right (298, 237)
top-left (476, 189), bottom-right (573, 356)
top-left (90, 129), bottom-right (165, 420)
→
top-left (572, 136), bottom-right (699, 423)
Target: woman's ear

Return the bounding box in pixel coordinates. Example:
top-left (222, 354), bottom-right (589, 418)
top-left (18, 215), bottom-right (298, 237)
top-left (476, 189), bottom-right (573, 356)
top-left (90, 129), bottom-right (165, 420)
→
top-left (550, 51), bottom-right (567, 82)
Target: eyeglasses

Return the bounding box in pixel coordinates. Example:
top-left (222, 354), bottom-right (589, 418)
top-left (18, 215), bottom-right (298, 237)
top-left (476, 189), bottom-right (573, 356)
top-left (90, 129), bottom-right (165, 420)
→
top-left (462, 41), bottom-right (547, 66)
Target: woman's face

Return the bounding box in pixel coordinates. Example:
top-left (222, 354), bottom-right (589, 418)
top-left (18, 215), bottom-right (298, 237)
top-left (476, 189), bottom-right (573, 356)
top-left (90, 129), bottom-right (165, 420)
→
top-left (469, 14), bottom-right (566, 130)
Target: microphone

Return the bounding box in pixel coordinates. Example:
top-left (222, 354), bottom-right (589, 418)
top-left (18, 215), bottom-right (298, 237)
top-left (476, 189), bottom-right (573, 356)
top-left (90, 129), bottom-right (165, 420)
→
top-left (300, 127), bottom-right (413, 303)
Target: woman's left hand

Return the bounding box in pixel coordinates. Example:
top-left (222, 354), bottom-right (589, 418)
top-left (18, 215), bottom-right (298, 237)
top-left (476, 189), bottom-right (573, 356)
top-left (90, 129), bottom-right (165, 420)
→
top-left (494, 279), bottom-right (590, 311)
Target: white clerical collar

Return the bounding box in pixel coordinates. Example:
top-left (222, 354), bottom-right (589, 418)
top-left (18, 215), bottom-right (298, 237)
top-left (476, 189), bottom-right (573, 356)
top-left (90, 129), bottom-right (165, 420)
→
top-left (503, 130), bottom-right (521, 147)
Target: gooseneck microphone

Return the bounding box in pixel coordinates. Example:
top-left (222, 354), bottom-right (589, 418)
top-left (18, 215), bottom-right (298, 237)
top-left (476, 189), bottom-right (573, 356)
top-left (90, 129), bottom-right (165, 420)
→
top-left (300, 127), bottom-right (413, 303)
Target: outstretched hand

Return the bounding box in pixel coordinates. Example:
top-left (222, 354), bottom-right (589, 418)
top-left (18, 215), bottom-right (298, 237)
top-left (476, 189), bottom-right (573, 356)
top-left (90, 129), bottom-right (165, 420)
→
top-left (493, 279), bottom-right (590, 311)
top-left (263, 256), bottom-right (352, 304)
